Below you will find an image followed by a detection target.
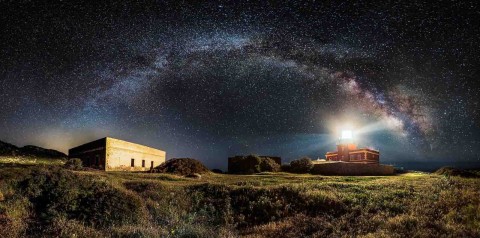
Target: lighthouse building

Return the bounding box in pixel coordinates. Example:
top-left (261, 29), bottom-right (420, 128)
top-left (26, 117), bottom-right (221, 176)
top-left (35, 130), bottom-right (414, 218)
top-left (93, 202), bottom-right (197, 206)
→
top-left (325, 143), bottom-right (379, 164)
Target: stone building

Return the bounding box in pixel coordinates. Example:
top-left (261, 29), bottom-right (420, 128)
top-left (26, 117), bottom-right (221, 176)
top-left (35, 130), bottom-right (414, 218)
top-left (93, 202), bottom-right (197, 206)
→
top-left (68, 137), bottom-right (166, 171)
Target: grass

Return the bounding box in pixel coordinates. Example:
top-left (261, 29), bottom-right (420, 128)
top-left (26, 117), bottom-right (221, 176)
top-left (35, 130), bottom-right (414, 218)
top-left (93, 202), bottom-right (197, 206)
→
top-left (0, 162), bottom-right (479, 237)
top-left (0, 156), bottom-right (65, 166)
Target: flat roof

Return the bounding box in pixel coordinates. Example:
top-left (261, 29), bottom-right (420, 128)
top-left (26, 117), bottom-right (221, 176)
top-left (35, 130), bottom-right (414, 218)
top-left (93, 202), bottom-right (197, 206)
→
top-left (68, 137), bottom-right (165, 152)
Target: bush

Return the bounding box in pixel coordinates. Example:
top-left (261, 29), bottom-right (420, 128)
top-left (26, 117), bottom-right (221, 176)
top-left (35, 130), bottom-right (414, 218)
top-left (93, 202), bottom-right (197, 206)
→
top-left (260, 158), bottom-right (281, 172)
top-left (152, 158), bottom-right (209, 175)
top-left (18, 167), bottom-right (143, 228)
top-left (228, 155), bottom-right (281, 174)
top-left (188, 183), bottom-right (345, 227)
top-left (211, 169), bottom-right (223, 174)
top-left (290, 157), bottom-right (313, 173)
top-left (63, 158), bottom-right (83, 170)
top-left (79, 182), bottom-right (143, 227)
top-left (228, 155), bottom-right (262, 174)
top-left (281, 164), bottom-right (291, 172)
top-left (435, 167), bottom-right (478, 178)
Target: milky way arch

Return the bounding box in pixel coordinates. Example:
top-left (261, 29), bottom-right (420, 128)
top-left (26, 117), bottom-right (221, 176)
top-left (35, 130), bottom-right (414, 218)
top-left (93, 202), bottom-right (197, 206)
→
top-left (69, 31), bottom-right (437, 151)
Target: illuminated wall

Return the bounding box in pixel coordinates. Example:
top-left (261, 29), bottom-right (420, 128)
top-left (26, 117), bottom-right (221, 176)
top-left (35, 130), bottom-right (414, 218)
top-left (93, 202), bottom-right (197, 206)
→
top-left (69, 137), bottom-right (166, 171)
top-left (105, 137), bottom-right (166, 171)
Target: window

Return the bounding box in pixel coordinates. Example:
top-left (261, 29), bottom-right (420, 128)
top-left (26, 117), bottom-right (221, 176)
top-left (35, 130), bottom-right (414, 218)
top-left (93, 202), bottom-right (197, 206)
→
top-left (142, 160), bottom-right (145, 167)
top-left (131, 158), bottom-right (135, 167)
top-left (151, 161), bottom-right (154, 168)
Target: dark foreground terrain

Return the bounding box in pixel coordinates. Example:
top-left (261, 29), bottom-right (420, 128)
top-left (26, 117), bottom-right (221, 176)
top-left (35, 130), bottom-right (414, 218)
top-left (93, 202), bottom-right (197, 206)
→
top-left (0, 161), bottom-right (479, 237)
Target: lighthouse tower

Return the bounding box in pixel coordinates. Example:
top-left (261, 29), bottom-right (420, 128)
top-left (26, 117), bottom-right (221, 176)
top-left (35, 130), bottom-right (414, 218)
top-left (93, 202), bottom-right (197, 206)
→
top-left (337, 130), bottom-right (356, 162)
top-left (325, 129), bottom-right (380, 164)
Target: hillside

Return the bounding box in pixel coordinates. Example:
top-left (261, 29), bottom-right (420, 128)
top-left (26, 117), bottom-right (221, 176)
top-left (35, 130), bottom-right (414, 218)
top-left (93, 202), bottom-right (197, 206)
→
top-left (0, 164), bottom-right (479, 237)
top-left (0, 140), bottom-right (20, 156)
top-left (0, 140), bottom-right (66, 158)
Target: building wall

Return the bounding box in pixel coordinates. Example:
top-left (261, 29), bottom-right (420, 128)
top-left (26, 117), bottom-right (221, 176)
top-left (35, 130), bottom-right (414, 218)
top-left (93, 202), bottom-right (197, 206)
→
top-left (326, 146), bottom-right (379, 164)
top-left (68, 138), bottom-right (107, 169)
top-left (326, 154), bottom-right (339, 161)
top-left (105, 137), bottom-right (166, 171)
top-left (349, 151), bottom-right (379, 164)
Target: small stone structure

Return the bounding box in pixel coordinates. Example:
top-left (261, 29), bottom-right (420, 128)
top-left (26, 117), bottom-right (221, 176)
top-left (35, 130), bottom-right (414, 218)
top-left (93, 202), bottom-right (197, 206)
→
top-left (68, 137), bottom-right (166, 171)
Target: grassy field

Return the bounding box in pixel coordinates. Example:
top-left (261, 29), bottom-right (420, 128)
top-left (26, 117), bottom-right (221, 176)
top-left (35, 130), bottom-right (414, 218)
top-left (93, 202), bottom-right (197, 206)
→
top-left (0, 156), bottom-right (65, 166)
top-left (0, 162), bottom-right (479, 237)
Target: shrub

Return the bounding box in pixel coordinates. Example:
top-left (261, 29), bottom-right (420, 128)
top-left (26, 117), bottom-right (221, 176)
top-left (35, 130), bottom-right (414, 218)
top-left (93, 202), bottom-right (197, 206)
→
top-left (435, 167), bottom-right (478, 178)
top-left (63, 158), bottom-right (83, 170)
top-left (188, 183), bottom-right (345, 227)
top-left (281, 164), bottom-right (291, 172)
top-left (228, 155), bottom-right (262, 174)
top-left (18, 168), bottom-right (143, 228)
top-left (228, 155), bottom-right (281, 174)
top-left (260, 158), bottom-right (281, 172)
top-left (211, 169), bottom-right (223, 174)
top-left (78, 182), bottom-right (143, 227)
top-left (152, 158), bottom-right (209, 175)
top-left (290, 157), bottom-right (313, 173)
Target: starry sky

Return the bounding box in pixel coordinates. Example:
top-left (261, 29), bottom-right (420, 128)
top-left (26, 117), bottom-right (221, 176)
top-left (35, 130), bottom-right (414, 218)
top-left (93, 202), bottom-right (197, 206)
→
top-left (1, 1), bottom-right (479, 170)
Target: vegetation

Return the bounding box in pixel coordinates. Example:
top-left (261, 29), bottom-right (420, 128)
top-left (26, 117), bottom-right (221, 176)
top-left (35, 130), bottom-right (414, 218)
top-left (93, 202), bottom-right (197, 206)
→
top-left (259, 157), bottom-right (281, 172)
top-left (228, 155), bottom-right (281, 174)
top-left (0, 163), bottom-right (479, 237)
top-left (152, 158), bottom-right (210, 175)
top-left (289, 157), bottom-right (314, 173)
top-left (280, 164), bottom-right (291, 172)
top-left (63, 158), bottom-right (83, 170)
top-left (0, 140), bottom-right (66, 167)
top-left (0, 156), bottom-right (65, 166)
top-left (211, 169), bottom-right (223, 174)
top-left (435, 166), bottom-right (479, 178)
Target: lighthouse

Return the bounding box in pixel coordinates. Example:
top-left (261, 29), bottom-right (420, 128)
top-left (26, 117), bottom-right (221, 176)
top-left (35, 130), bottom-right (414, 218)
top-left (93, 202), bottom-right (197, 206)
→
top-left (325, 130), bottom-right (380, 164)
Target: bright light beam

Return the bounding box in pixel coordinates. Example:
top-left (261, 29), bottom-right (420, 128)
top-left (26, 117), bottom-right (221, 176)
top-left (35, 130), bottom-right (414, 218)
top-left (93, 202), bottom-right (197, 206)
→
top-left (341, 130), bottom-right (353, 139)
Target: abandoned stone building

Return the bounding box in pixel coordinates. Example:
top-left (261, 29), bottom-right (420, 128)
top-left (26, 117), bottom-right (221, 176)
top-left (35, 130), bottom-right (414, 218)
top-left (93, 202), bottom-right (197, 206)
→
top-left (68, 137), bottom-right (166, 171)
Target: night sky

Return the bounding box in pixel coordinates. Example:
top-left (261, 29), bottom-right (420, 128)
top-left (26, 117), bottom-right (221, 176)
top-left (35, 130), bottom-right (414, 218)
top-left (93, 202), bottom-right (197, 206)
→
top-left (1, 1), bottom-right (479, 170)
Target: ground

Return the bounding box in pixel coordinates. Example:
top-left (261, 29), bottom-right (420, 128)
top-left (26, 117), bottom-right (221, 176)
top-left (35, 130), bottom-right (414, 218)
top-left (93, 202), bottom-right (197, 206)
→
top-left (0, 157), bottom-right (479, 237)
